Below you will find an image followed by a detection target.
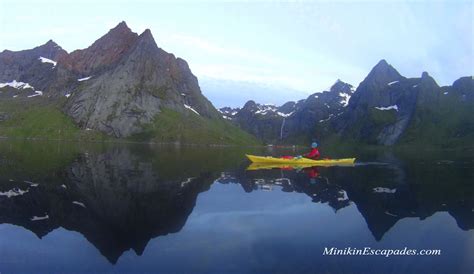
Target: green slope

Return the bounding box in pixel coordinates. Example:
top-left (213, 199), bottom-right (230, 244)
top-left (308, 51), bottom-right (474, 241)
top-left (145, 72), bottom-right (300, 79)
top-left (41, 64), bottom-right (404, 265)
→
top-left (129, 108), bottom-right (260, 145)
top-left (0, 98), bottom-right (258, 145)
top-left (0, 99), bottom-right (107, 141)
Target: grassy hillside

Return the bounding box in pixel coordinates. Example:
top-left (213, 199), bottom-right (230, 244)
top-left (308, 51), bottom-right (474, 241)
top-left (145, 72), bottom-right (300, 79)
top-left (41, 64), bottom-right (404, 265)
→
top-left (0, 99), bottom-right (259, 145)
top-left (0, 98), bottom-right (107, 141)
top-left (129, 108), bottom-right (260, 145)
top-left (399, 95), bottom-right (474, 148)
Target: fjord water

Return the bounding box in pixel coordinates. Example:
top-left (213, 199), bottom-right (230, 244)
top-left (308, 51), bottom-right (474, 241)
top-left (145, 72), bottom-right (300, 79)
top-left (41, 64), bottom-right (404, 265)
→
top-left (0, 141), bottom-right (472, 274)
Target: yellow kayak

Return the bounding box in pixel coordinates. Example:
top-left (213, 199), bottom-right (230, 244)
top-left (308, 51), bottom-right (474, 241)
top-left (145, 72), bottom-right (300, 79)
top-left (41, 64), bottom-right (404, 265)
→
top-left (247, 163), bottom-right (321, 171)
top-left (246, 154), bottom-right (356, 166)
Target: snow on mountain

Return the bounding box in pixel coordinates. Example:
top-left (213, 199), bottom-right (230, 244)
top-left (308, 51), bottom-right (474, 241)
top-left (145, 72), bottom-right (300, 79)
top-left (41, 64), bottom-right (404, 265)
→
top-left (77, 76), bottom-right (92, 82)
top-left (0, 80), bottom-right (34, 90)
top-left (39, 56), bottom-right (57, 67)
top-left (375, 105), bottom-right (399, 111)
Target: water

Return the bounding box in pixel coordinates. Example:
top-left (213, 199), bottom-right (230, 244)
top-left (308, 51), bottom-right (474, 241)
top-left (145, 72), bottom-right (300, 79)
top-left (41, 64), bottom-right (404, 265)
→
top-left (0, 140), bottom-right (472, 274)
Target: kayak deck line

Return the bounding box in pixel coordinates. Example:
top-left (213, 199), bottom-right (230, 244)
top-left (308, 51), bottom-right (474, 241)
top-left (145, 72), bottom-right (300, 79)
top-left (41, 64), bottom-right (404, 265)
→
top-left (247, 163), bottom-right (325, 171)
top-left (245, 154), bottom-right (356, 166)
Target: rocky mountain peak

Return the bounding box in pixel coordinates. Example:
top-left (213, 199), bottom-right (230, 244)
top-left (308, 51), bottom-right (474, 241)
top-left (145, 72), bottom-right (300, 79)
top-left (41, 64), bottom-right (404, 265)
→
top-left (363, 59), bottom-right (402, 87)
top-left (99, 21), bottom-right (137, 44)
top-left (135, 29), bottom-right (158, 50)
top-left (278, 101), bottom-right (296, 113)
top-left (242, 100), bottom-right (258, 110)
top-left (112, 21), bottom-right (131, 32)
top-left (43, 39), bottom-right (60, 48)
top-left (329, 79), bottom-right (354, 94)
top-left (64, 22), bottom-right (139, 74)
top-left (418, 71), bottom-right (439, 90)
top-left (32, 39), bottom-right (67, 60)
top-left (452, 76), bottom-right (474, 91)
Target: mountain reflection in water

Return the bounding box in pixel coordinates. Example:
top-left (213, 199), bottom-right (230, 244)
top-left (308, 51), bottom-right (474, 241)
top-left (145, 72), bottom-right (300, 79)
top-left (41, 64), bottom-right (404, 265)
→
top-left (0, 141), bottom-right (472, 273)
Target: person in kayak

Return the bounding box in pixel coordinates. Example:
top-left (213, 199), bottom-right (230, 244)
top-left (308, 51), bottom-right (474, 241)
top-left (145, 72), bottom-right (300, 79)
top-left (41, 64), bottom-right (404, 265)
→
top-left (296, 142), bottom-right (320, 160)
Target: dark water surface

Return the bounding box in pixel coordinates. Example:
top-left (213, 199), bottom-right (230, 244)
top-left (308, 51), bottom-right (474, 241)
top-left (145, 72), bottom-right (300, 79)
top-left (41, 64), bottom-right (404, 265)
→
top-left (0, 141), bottom-right (472, 274)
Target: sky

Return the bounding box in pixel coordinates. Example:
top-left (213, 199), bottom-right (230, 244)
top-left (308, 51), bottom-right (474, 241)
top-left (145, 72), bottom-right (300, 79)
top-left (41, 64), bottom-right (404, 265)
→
top-left (0, 0), bottom-right (472, 107)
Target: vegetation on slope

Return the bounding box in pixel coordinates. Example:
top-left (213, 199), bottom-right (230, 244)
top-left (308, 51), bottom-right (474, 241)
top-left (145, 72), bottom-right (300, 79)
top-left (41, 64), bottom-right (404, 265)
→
top-left (129, 108), bottom-right (260, 145)
top-left (0, 98), bottom-right (107, 141)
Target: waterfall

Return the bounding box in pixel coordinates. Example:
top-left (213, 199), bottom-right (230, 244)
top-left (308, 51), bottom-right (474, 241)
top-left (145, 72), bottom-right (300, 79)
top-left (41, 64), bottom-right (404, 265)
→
top-left (280, 118), bottom-right (286, 140)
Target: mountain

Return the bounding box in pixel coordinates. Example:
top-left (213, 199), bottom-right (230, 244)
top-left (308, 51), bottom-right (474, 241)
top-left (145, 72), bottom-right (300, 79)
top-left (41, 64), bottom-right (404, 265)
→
top-left (222, 60), bottom-right (473, 146)
top-left (221, 79), bottom-right (354, 143)
top-left (0, 22), bottom-right (257, 144)
top-left (329, 60), bottom-right (473, 146)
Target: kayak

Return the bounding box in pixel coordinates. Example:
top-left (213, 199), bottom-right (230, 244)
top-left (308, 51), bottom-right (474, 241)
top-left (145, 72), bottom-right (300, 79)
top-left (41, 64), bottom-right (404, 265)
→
top-left (247, 163), bottom-right (321, 171)
top-left (246, 154), bottom-right (356, 166)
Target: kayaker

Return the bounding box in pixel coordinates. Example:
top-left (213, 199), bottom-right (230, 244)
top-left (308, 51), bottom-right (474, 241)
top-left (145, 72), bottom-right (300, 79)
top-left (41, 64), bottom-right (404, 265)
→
top-left (296, 142), bottom-right (320, 160)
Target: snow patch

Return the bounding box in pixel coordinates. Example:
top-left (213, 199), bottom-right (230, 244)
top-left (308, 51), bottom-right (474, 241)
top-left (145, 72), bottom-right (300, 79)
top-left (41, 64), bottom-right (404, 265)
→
top-left (254, 104), bottom-right (278, 115)
top-left (373, 187), bottom-right (397, 193)
top-left (184, 104), bottom-right (200, 115)
top-left (38, 56), bottom-right (57, 67)
top-left (77, 76), bottom-right (92, 82)
top-left (0, 188), bottom-right (29, 198)
top-left (65, 93), bottom-right (71, 98)
top-left (72, 201), bottom-right (86, 208)
top-left (181, 177), bottom-right (195, 187)
top-left (384, 211), bottom-right (398, 217)
top-left (27, 90), bottom-right (43, 98)
top-left (277, 111), bottom-right (294, 117)
top-left (319, 114), bottom-right (334, 123)
top-left (443, 92), bottom-right (448, 95)
top-left (31, 214), bottom-right (49, 221)
top-left (387, 81), bottom-right (399, 86)
top-left (337, 190), bottom-right (349, 201)
top-left (24, 181), bottom-right (38, 187)
top-left (61, 184), bottom-right (67, 189)
top-left (0, 80), bottom-right (34, 90)
top-left (339, 92), bottom-right (351, 107)
top-left (412, 84), bottom-right (418, 88)
top-left (375, 105), bottom-right (398, 111)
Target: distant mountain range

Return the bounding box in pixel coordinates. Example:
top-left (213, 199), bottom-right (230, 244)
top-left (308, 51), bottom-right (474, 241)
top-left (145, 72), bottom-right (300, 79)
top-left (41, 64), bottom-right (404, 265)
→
top-left (220, 60), bottom-right (473, 146)
top-left (0, 21), bottom-right (472, 146)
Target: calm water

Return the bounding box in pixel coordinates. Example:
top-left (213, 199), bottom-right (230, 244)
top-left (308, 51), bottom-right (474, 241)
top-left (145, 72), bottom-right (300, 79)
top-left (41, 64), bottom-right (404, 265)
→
top-left (0, 141), bottom-right (473, 274)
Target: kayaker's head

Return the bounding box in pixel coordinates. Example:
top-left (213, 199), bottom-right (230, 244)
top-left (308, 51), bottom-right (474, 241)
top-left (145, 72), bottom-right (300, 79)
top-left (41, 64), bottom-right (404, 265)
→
top-left (311, 142), bottom-right (318, 148)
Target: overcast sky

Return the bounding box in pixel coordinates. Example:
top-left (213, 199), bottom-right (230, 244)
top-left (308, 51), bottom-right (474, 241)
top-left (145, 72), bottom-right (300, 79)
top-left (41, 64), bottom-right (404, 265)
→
top-left (0, 0), bottom-right (472, 106)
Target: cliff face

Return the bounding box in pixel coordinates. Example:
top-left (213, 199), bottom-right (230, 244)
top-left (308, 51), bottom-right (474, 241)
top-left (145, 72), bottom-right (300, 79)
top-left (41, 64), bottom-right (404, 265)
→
top-left (0, 21), bottom-right (243, 141)
top-left (64, 24), bottom-right (218, 137)
top-left (332, 61), bottom-right (473, 146)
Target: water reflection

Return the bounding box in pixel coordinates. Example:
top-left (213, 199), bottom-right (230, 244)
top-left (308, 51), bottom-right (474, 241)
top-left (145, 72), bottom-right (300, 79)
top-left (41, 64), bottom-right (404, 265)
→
top-left (0, 142), bottom-right (472, 268)
top-left (0, 145), bottom-right (215, 263)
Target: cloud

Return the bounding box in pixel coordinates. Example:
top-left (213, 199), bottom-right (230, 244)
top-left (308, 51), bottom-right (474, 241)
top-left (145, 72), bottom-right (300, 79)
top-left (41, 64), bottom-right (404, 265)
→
top-left (163, 33), bottom-right (281, 65)
top-left (193, 63), bottom-right (314, 92)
